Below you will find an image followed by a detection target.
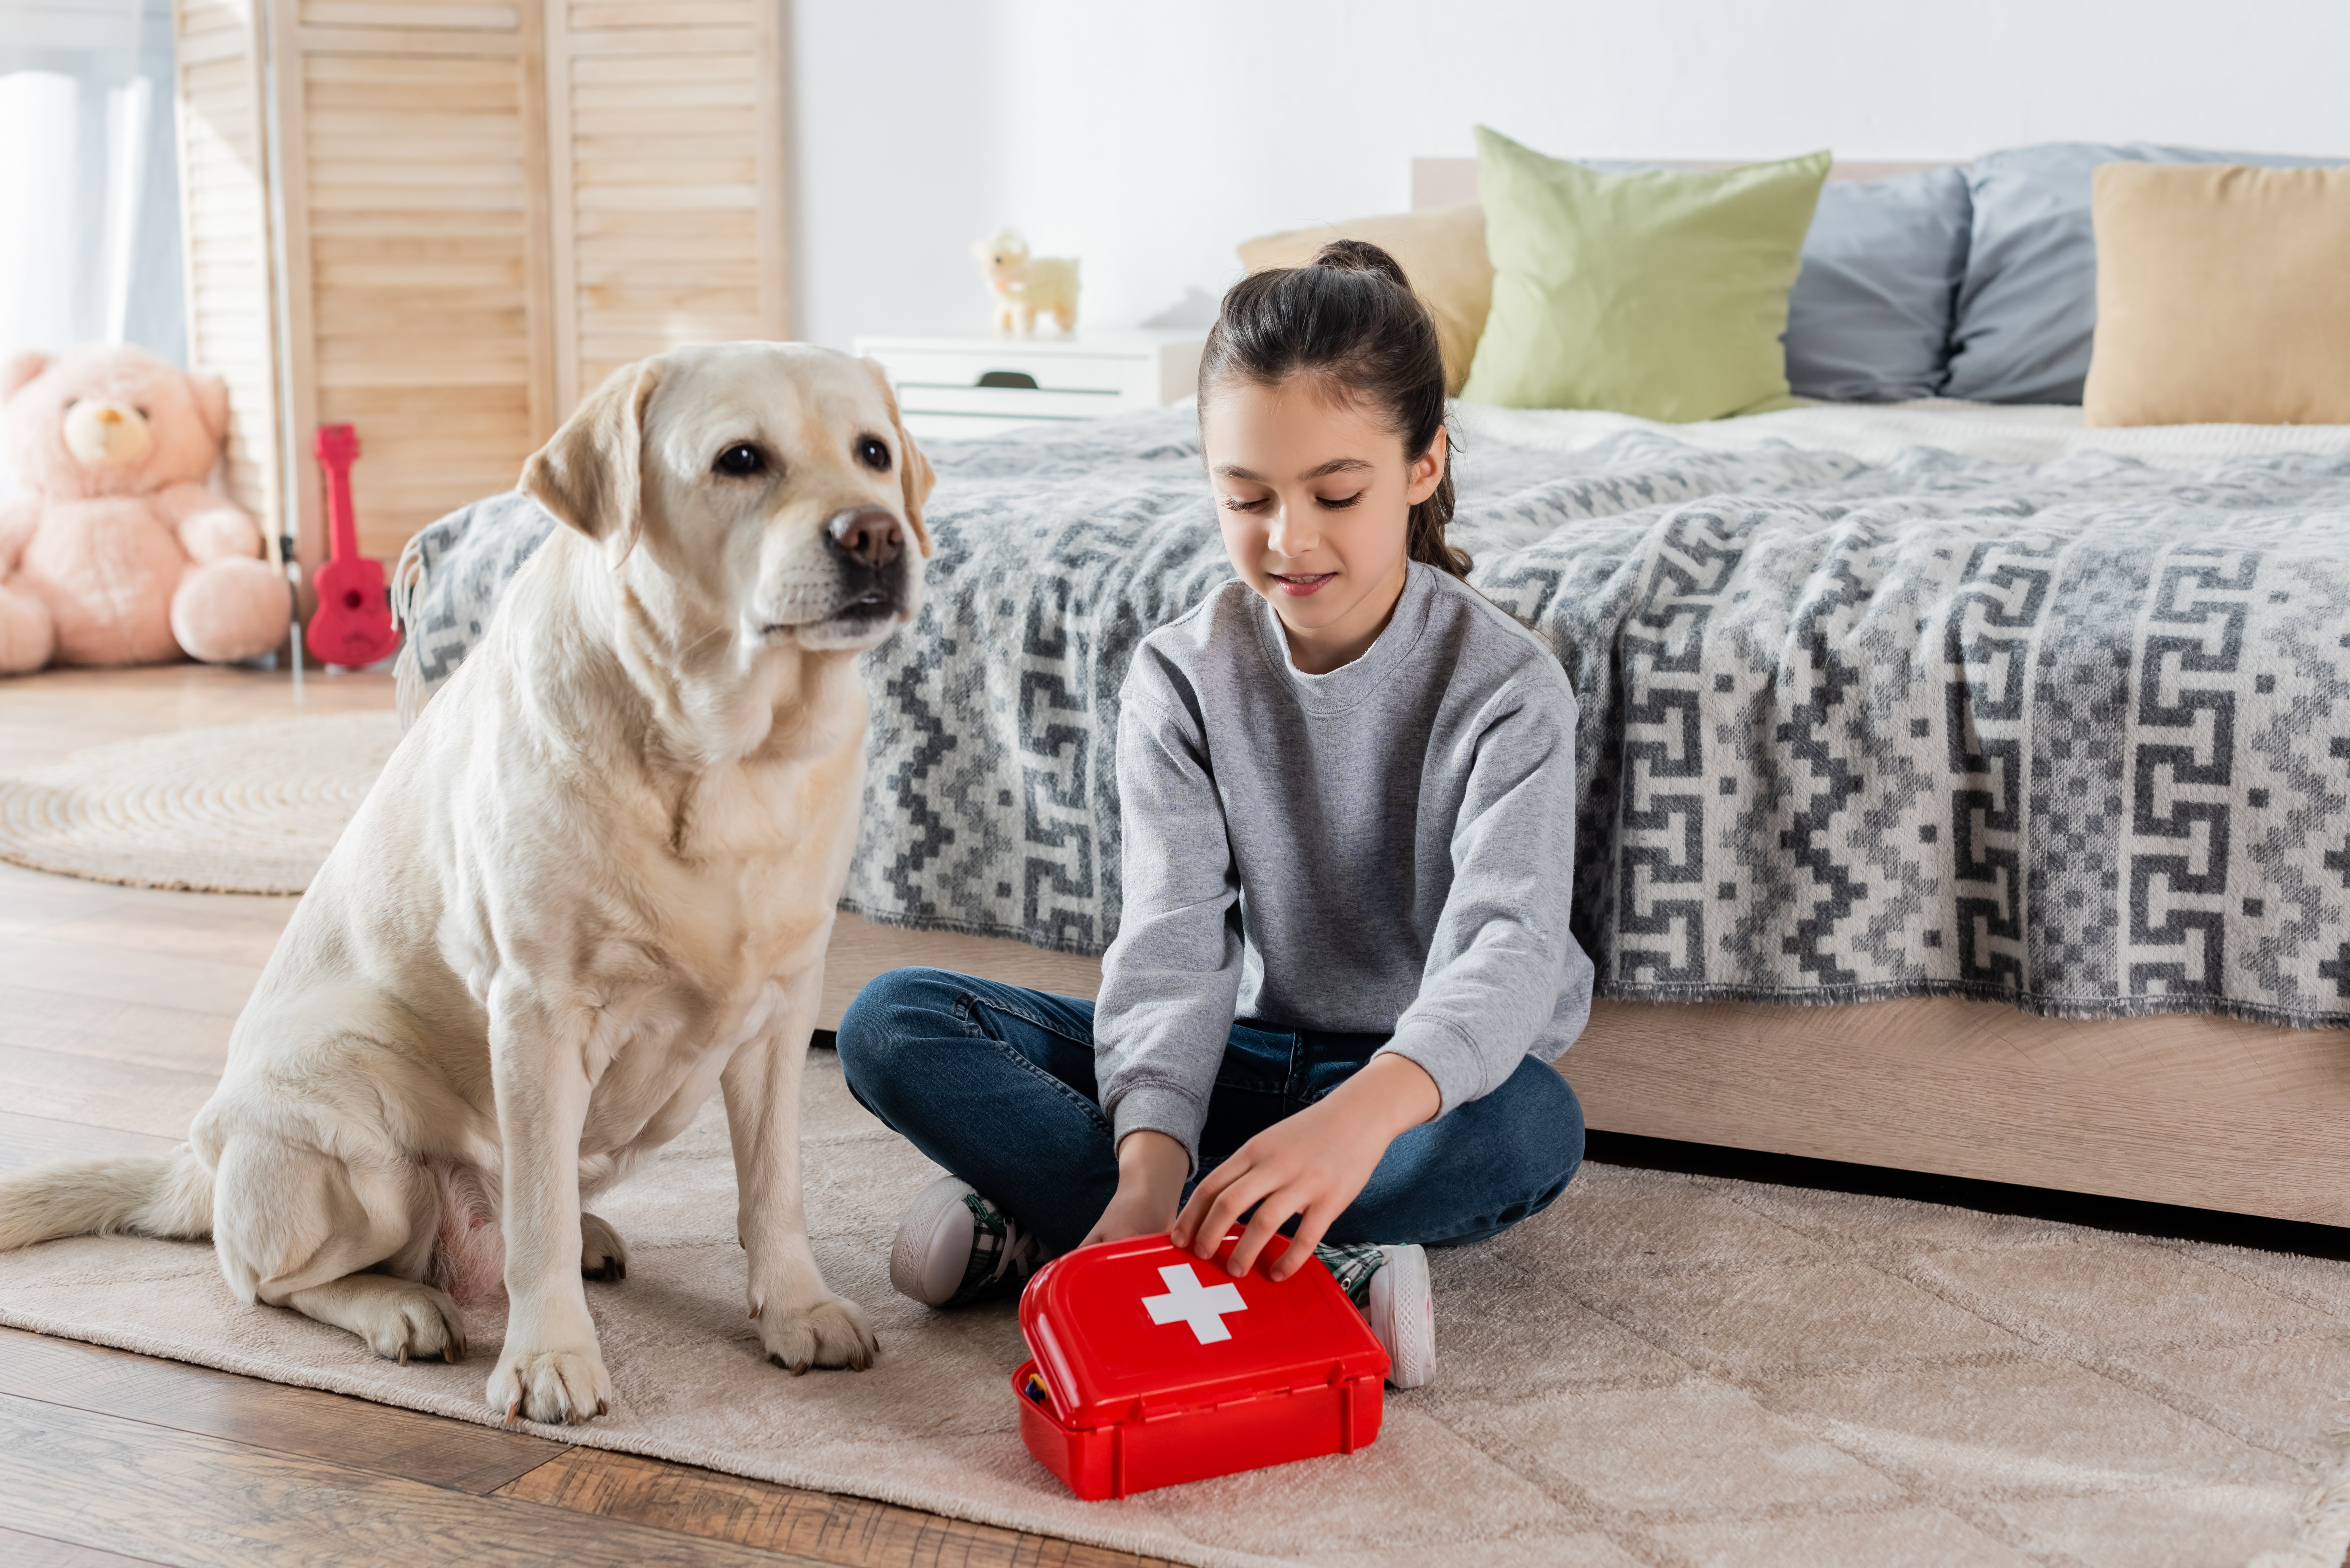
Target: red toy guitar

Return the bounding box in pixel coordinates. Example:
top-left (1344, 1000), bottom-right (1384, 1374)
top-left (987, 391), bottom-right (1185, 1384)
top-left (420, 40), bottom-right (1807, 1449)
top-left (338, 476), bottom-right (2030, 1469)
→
top-left (305, 423), bottom-right (401, 668)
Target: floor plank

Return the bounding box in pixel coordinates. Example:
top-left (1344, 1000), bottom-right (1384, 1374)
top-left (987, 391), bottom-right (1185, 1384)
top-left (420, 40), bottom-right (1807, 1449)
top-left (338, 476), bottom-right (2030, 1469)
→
top-left (500, 1448), bottom-right (1171, 1568)
top-left (0, 1042), bottom-right (219, 1139)
top-left (0, 1526), bottom-right (167, 1567)
top-left (0, 665), bottom-right (397, 768)
top-left (0, 863), bottom-right (129, 936)
top-left (0, 985), bottom-right (238, 1076)
top-left (0, 1112), bottom-right (178, 1173)
top-left (40, 900), bottom-right (295, 971)
top-left (0, 1391), bottom-right (824, 1568)
top-left (0, 933), bottom-right (268, 1018)
top-left (0, 1328), bottom-right (564, 1497)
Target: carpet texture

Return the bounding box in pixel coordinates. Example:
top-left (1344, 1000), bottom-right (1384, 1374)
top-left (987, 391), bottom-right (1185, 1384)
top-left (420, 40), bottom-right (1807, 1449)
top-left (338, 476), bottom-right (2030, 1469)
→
top-left (0, 1051), bottom-right (2341, 1567)
top-left (0, 712), bottom-right (401, 893)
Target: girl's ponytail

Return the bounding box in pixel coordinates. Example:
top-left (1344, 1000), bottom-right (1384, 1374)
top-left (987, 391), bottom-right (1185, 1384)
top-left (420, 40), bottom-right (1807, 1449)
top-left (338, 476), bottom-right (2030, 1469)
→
top-left (1200, 240), bottom-right (1470, 580)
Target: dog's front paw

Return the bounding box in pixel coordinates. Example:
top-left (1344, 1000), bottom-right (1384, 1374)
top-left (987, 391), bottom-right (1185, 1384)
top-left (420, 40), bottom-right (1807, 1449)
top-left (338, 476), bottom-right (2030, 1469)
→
top-left (487, 1341), bottom-right (612, 1425)
top-left (759, 1294), bottom-right (878, 1374)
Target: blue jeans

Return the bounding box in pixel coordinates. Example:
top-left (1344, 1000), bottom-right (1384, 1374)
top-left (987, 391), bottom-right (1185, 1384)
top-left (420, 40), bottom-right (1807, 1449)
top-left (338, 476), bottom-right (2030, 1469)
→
top-left (836, 967), bottom-right (1585, 1257)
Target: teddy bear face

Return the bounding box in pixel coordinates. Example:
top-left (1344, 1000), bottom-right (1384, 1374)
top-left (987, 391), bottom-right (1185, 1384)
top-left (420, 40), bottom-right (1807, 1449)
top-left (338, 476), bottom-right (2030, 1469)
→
top-left (4, 344), bottom-right (231, 501)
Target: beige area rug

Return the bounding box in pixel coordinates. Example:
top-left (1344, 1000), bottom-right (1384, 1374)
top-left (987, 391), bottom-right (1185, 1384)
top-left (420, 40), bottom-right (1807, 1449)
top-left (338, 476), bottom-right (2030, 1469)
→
top-left (2, 1051), bottom-right (2346, 1568)
top-left (0, 712), bottom-right (400, 893)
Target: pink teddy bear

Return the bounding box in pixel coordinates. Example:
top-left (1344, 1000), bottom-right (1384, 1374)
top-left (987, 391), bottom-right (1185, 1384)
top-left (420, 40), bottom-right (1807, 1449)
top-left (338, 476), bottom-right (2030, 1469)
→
top-left (0, 344), bottom-right (289, 674)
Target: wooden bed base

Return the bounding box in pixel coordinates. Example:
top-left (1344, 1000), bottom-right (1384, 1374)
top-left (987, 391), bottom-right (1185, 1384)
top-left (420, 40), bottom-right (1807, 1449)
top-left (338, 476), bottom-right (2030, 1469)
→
top-left (818, 912), bottom-right (2350, 1228)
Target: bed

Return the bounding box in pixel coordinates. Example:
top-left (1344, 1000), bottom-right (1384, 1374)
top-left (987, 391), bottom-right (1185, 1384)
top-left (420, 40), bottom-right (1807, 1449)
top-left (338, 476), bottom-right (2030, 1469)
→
top-left (396, 164), bottom-right (2350, 1230)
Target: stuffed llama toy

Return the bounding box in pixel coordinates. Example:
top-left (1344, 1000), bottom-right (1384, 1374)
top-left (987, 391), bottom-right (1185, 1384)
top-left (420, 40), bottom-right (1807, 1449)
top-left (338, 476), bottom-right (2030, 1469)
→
top-left (971, 229), bottom-right (1080, 335)
top-left (0, 345), bottom-right (288, 674)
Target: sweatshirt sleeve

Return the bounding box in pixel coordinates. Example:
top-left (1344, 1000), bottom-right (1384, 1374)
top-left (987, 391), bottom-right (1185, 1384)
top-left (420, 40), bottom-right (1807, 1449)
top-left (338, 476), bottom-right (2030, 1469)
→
top-left (1376, 671), bottom-right (1586, 1116)
top-left (1091, 669), bottom-right (1245, 1174)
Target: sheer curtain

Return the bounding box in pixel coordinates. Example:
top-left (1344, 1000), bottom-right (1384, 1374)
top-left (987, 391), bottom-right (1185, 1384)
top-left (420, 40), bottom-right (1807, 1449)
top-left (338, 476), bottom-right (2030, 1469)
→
top-left (1, 0), bottom-right (184, 488)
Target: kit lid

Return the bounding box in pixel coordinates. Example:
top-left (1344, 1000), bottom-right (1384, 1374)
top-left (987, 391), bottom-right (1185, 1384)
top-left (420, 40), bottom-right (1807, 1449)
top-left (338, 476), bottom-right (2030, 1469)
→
top-left (1019, 1231), bottom-right (1390, 1430)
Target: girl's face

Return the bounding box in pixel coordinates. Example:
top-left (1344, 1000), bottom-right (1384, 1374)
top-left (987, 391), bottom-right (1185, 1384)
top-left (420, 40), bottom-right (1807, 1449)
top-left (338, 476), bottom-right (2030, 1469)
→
top-left (1200, 376), bottom-right (1445, 675)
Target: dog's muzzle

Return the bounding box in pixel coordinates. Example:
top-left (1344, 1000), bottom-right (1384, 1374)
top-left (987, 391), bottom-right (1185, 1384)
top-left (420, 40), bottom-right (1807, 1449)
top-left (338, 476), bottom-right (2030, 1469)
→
top-left (817, 506), bottom-right (911, 624)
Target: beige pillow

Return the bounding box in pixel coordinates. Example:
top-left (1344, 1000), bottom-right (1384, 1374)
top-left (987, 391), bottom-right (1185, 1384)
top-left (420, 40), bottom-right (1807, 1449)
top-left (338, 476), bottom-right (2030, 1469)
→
top-left (1235, 206), bottom-right (1492, 395)
top-left (2084, 163), bottom-right (2350, 426)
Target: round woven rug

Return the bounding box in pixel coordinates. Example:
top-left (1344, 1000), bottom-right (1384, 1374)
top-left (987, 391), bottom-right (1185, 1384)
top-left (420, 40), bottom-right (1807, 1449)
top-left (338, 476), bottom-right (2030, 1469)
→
top-left (0, 711), bottom-right (402, 894)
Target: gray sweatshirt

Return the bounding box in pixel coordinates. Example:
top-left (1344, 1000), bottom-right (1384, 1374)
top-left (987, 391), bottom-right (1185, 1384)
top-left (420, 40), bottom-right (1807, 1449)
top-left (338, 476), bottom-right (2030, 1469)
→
top-left (1095, 562), bottom-right (1595, 1170)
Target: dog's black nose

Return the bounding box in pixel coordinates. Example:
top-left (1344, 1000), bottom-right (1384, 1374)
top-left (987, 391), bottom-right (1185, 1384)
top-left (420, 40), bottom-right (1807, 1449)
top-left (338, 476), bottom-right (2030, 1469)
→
top-left (825, 507), bottom-right (903, 569)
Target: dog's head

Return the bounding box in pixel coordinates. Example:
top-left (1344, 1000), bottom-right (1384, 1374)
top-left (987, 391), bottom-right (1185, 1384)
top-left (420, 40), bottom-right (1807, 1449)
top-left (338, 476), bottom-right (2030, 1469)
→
top-left (521, 342), bottom-right (934, 662)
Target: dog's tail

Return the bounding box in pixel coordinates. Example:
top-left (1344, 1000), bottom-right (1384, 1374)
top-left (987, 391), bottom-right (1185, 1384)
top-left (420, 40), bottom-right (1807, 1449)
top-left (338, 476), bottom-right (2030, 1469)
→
top-left (0, 1145), bottom-right (212, 1252)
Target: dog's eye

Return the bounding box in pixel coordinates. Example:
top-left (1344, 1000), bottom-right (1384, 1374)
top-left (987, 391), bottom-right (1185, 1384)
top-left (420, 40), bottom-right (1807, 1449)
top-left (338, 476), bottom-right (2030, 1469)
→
top-left (713, 443), bottom-right (768, 478)
top-left (134, 406), bottom-right (149, 420)
top-left (856, 436), bottom-right (891, 472)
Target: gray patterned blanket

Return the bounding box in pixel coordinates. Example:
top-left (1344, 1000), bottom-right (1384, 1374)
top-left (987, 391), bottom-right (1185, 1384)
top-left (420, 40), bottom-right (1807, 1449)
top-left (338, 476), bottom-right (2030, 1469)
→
top-left (397, 408), bottom-right (2350, 1028)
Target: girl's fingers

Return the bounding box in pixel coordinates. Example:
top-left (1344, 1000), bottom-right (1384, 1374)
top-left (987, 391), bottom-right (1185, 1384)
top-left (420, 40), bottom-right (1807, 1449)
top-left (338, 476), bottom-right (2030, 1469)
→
top-left (1229, 1178), bottom-right (1318, 1277)
top-left (1175, 1166), bottom-right (1250, 1250)
top-left (1172, 1153), bottom-right (1241, 1246)
top-left (1270, 1203), bottom-right (1337, 1281)
top-left (1176, 1171), bottom-right (1236, 1254)
top-left (1197, 1167), bottom-right (1282, 1261)
top-left (1172, 1162), bottom-right (1237, 1247)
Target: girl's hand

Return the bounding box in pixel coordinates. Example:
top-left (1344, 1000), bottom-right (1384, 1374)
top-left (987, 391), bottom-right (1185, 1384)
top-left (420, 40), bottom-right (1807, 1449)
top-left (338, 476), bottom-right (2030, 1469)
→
top-left (1080, 1129), bottom-right (1190, 1248)
top-left (1172, 1053), bottom-right (1439, 1281)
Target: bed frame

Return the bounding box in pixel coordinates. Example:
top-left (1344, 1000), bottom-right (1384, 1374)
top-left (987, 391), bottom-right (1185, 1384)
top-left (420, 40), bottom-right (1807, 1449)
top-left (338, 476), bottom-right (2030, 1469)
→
top-left (819, 154), bottom-right (2350, 1233)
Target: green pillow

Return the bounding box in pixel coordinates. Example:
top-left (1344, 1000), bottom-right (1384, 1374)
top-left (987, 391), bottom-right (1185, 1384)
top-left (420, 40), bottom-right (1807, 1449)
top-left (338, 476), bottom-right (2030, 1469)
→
top-left (1459, 128), bottom-right (1830, 421)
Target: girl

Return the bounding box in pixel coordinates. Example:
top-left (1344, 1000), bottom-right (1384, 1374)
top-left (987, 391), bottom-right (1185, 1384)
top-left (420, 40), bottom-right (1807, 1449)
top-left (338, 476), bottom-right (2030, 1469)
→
top-left (837, 241), bottom-right (1592, 1388)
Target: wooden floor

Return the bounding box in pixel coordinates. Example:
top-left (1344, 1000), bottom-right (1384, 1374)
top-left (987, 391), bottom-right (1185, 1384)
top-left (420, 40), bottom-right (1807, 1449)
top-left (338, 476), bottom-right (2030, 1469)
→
top-left (0, 662), bottom-right (1159, 1568)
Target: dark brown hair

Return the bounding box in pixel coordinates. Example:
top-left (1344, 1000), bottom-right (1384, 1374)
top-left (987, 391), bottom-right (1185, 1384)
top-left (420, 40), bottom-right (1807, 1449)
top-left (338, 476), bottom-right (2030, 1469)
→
top-left (1198, 238), bottom-right (1469, 579)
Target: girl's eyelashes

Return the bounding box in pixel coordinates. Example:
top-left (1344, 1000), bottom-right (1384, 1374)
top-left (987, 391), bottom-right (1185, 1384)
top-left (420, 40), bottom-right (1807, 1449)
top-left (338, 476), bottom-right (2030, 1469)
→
top-left (1219, 492), bottom-right (1366, 513)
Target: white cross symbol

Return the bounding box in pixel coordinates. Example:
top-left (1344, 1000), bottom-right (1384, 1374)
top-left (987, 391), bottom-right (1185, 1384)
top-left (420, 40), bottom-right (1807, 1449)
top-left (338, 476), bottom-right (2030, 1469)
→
top-left (1141, 1262), bottom-right (1248, 1344)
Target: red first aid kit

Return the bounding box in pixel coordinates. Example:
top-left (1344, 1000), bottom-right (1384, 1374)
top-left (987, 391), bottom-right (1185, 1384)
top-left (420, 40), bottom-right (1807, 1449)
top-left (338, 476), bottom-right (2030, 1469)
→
top-left (1013, 1230), bottom-right (1389, 1499)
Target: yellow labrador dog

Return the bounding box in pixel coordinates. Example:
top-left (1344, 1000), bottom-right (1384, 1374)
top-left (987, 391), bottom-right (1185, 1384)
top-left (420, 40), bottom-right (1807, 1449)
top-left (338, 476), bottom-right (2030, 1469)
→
top-left (0, 342), bottom-right (929, 1424)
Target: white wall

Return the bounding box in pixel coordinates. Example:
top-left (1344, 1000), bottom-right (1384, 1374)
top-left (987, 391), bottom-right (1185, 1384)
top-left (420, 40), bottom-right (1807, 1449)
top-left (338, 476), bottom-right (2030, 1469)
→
top-left (789, 0), bottom-right (2350, 352)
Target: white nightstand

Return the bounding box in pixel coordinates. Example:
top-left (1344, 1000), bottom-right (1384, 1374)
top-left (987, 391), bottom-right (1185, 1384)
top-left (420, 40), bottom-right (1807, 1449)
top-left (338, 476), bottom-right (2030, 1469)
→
top-left (853, 330), bottom-right (1204, 441)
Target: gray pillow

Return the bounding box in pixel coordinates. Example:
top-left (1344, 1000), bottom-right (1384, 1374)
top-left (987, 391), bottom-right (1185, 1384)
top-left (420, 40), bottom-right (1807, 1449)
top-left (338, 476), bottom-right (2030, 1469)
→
top-left (1946, 142), bottom-right (2344, 405)
top-left (1782, 168), bottom-right (1971, 403)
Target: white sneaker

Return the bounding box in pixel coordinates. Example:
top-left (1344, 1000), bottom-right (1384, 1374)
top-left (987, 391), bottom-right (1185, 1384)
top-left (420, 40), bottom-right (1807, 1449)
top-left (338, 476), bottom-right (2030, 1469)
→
top-left (1364, 1243), bottom-right (1435, 1389)
top-left (888, 1176), bottom-right (1045, 1308)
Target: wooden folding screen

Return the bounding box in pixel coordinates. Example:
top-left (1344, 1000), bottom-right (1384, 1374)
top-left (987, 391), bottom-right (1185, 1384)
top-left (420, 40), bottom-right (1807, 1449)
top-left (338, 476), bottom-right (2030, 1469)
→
top-left (173, 2), bottom-right (284, 543)
top-left (171, 0), bottom-right (787, 568)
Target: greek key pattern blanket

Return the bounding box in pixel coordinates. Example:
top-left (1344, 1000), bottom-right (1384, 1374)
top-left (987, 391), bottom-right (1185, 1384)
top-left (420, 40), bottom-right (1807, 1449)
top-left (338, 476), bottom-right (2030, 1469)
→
top-left (397, 410), bottom-right (2350, 1026)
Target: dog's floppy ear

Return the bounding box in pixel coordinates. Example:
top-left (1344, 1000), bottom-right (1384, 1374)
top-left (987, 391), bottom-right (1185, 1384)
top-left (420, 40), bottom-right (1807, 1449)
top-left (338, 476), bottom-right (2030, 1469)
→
top-left (862, 357), bottom-right (934, 558)
top-left (521, 357), bottom-right (665, 556)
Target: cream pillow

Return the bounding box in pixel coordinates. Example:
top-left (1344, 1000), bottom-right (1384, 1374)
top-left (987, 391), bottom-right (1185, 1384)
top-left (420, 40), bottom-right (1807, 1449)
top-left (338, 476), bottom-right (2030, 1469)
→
top-left (1236, 206), bottom-right (1492, 394)
top-left (2084, 163), bottom-right (2350, 426)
